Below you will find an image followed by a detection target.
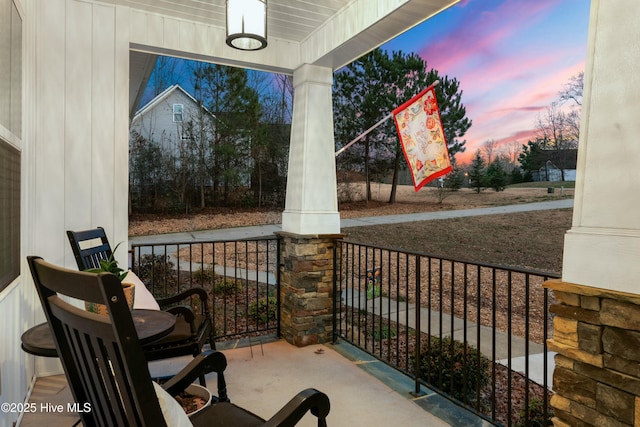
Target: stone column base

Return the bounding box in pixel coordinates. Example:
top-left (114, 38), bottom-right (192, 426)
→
top-left (544, 279), bottom-right (640, 427)
top-left (277, 232), bottom-right (343, 347)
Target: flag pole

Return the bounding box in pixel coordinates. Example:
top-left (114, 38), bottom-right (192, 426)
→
top-left (335, 113), bottom-right (392, 157)
top-left (334, 80), bottom-right (440, 157)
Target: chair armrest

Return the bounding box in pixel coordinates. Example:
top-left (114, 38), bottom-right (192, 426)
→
top-left (156, 287), bottom-right (210, 314)
top-left (162, 350), bottom-right (229, 402)
top-left (262, 388), bottom-right (330, 427)
top-left (165, 305), bottom-right (196, 327)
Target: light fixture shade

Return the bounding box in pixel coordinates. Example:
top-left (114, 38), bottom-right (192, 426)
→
top-left (226, 0), bottom-right (267, 51)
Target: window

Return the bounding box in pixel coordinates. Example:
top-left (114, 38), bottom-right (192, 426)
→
top-left (1, 0), bottom-right (22, 136)
top-left (173, 104), bottom-right (184, 122)
top-left (0, 141), bottom-right (20, 291)
top-left (0, 0), bottom-right (21, 292)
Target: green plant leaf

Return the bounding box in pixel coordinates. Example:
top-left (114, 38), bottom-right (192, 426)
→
top-left (86, 241), bottom-right (127, 282)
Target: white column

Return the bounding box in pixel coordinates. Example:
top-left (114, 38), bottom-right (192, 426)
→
top-left (282, 64), bottom-right (340, 235)
top-left (562, 0), bottom-right (640, 294)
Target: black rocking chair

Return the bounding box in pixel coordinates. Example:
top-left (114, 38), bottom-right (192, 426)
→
top-left (66, 227), bottom-right (215, 380)
top-left (27, 256), bottom-right (330, 427)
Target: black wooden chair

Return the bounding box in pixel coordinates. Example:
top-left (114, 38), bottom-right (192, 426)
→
top-left (67, 227), bottom-right (215, 383)
top-left (27, 256), bottom-right (331, 427)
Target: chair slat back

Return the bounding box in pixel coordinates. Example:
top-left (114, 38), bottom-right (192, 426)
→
top-left (27, 256), bottom-right (166, 427)
top-left (67, 227), bottom-right (114, 271)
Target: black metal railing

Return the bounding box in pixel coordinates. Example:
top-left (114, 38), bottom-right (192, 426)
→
top-left (130, 237), bottom-right (280, 342)
top-left (333, 239), bottom-right (559, 427)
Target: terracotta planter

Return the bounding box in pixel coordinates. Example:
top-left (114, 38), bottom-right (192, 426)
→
top-left (85, 282), bottom-right (135, 315)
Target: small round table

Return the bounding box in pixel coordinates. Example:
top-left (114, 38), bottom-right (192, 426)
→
top-left (21, 309), bottom-right (176, 358)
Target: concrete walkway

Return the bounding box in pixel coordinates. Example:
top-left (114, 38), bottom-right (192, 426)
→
top-left (342, 289), bottom-right (554, 387)
top-left (130, 199), bottom-right (573, 245)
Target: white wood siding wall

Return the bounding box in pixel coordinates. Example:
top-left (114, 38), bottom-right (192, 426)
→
top-left (0, 1), bottom-right (33, 425)
top-left (32, 0), bottom-right (129, 268)
top-left (0, 282), bottom-right (31, 427)
top-left (0, 3), bottom-right (130, 419)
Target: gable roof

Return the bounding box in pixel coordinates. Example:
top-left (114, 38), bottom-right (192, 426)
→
top-left (131, 84), bottom-right (214, 123)
top-left (542, 149), bottom-right (578, 170)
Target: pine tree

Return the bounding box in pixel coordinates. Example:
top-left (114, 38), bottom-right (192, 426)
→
top-left (486, 161), bottom-right (507, 192)
top-left (333, 48), bottom-right (471, 203)
top-left (468, 151), bottom-right (486, 193)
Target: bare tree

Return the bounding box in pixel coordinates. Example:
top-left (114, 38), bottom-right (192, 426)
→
top-left (503, 140), bottom-right (521, 164)
top-left (482, 139), bottom-right (498, 164)
top-left (565, 109), bottom-right (581, 146)
top-left (151, 56), bottom-right (180, 97)
top-left (536, 102), bottom-right (573, 150)
top-left (246, 73), bottom-right (291, 207)
top-left (272, 74), bottom-right (294, 124)
top-left (559, 71), bottom-right (584, 106)
top-left (558, 72), bottom-right (583, 146)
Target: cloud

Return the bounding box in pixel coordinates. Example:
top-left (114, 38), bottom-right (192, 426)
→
top-left (407, 0), bottom-right (587, 164)
top-left (382, 0), bottom-right (589, 167)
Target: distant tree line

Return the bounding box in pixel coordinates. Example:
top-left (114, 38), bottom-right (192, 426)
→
top-left (135, 49), bottom-right (543, 212)
top-left (131, 51), bottom-right (475, 213)
top-left (463, 72), bottom-right (583, 192)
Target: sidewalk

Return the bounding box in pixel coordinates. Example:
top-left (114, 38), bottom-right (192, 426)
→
top-left (130, 199), bottom-right (573, 245)
top-left (343, 289), bottom-right (554, 387)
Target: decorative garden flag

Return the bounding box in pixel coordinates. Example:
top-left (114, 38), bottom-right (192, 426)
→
top-left (392, 85), bottom-right (452, 191)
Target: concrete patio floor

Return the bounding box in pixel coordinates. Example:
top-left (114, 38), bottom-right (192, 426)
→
top-left (20, 339), bottom-right (488, 426)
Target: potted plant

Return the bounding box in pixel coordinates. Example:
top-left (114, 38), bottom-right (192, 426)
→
top-left (85, 242), bottom-right (135, 314)
top-left (175, 384), bottom-right (212, 418)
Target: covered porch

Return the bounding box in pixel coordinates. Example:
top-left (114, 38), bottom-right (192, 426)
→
top-left (3, 1), bottom-right (640, 427)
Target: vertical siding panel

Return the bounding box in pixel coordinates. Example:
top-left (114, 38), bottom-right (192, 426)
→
top-left (35, 0), bottom-right (66, 263)
top-left (113, 5), bottom-right (130, 260)
top-left (64, 0), bottom-right (92, 241)
top-left (0, 284), bottom-right (27, 427)
top-left (19, 0), bottom-right (39, 406)
top-left (91, 4), bottom-right (115, 233)
top-left (163, 16), bottom-right (180, 51)
top-left (33, 0), bottom-right (67, 378)
top-left (129, 8), bottom-right (147, 43)
top-left (180, 21), bottom-right (200, 53)
top-left (146, 13), bottom-right (164, 47)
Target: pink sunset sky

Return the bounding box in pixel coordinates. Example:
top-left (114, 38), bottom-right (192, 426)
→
top-left (382, 0), bottom-right (591, 164)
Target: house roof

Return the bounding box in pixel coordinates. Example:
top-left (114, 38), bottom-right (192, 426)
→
top-left (542, 149), bottom-right (578, 169)
top-left (131, 84), bottom-right (214, 124)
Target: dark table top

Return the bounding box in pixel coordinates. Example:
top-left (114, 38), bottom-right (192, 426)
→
top-left (21, 309), bottom-right (176, 358)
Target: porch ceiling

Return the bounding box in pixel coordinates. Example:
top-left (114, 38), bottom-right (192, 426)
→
top-left (122, 0), bottom-right (459, 115)
top-left (117, 0), bottom-right (351, 43)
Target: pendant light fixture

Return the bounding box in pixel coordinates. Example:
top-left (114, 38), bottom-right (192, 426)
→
top-left (225, 0), bottom-right (267, 51)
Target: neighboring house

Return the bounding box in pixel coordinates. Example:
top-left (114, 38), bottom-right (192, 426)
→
top-left (129, 84), bottom-right (219, 210)
top-left (534, 149), bottom-right (577, 182)
top-left (130, 84), bottom-right (215, 155)
top-left (129, 84), bottom-right (260, 209)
